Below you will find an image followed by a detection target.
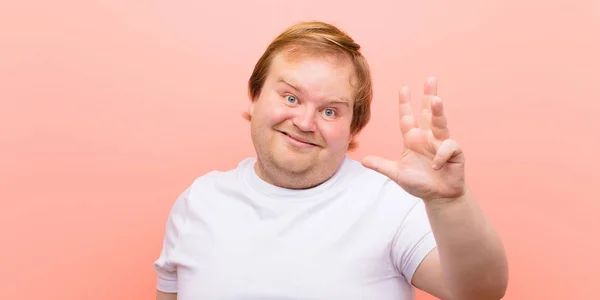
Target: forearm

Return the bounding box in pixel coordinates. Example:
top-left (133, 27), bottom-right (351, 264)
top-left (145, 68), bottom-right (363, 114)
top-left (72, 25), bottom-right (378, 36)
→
top-left (425, 186), bottom-right (508, 300)
top-left (156, 290), bottom-right (177, 300)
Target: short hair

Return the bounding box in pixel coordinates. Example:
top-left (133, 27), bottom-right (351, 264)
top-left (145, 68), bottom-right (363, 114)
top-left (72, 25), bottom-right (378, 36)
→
top-left (245, 21), bottom-right (373, 151)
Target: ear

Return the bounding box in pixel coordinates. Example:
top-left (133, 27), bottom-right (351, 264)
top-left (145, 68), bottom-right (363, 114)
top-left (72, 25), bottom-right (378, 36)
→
top-left (241, 101), bottom-right (254, 121)
top-left (347, 133), bottom-right (358, 152)
top-left (249, 101), bottom-right (255, 116)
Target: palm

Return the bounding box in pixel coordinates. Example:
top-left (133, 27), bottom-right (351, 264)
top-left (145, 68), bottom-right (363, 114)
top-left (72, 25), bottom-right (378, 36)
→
top-left (362, 77), bottom-right (466, 202)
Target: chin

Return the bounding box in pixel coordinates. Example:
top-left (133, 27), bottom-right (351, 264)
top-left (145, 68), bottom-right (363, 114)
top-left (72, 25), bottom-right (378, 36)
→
top-left (273, 152), bottom-right (314, 174)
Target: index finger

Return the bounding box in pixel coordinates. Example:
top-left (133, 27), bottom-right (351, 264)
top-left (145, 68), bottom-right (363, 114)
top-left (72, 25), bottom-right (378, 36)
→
top-left (431, 96), bottom-right (450, 140)
top-left (421, 77), bottom-right (438, 130)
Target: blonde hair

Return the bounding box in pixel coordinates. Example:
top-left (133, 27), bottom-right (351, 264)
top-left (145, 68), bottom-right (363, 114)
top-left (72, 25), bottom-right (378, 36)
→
top-left (245, 21), bottom-right (373, 151)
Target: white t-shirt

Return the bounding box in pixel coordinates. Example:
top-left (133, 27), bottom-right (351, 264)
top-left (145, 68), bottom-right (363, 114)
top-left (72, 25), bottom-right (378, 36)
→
top-left (154, 156), bottom-right (437, 300)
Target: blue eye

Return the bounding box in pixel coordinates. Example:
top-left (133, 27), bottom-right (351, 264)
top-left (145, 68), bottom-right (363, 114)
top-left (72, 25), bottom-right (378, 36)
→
top-left (285, 95), bottom-right (297, 104)
top-left (323, 108), bottom-right (336, 118)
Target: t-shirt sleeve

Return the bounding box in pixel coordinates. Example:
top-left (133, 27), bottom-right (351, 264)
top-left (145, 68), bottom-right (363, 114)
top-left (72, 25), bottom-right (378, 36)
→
top-left (153, 185), bottom-right (191, 293)
top-left (389, 186), bottom-right (437, 285)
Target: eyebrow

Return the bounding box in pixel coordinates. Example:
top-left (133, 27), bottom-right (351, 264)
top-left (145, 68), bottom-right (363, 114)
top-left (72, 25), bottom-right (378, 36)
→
top-left (277, 77), bottom-right (350, 106)
top-left (278, 78), bottom-right (303, 93)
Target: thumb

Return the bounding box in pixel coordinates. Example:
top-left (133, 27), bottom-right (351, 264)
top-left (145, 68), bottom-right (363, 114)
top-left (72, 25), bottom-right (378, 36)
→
top-left (361, 155), bottom-right (399, 182)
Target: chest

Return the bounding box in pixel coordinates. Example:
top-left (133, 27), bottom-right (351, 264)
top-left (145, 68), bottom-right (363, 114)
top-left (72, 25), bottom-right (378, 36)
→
top-left (169, 182), bottom-right (417, 299)
top-left (174, 233), bottom-right (405, 299)
top-left (171, 209), bottom-right (408, 299)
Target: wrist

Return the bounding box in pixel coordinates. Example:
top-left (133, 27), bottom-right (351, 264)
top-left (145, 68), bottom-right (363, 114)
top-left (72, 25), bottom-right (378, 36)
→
top-left (423, 186), bottom-right (470, 210)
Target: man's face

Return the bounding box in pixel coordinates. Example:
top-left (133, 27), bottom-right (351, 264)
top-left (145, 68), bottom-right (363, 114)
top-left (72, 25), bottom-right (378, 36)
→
top-left (249, 52), bottom-right (356, 186)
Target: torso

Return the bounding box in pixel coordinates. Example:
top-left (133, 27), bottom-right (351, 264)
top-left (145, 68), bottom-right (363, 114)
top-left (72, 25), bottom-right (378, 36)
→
top-left (163, 157), bottom-right (432, 300)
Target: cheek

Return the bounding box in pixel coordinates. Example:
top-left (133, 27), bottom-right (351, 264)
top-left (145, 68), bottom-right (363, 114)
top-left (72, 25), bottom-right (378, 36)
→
top-left (319, 123), bottom-right (352, 147)
top-left (257, 95), bottom-right (294, 124)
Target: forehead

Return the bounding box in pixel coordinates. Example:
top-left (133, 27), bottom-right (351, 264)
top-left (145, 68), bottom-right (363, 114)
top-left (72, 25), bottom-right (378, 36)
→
top-left (267, 52), bottom-right (357, 92)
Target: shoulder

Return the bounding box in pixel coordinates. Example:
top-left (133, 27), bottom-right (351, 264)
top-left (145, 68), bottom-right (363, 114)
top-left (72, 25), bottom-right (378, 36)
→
top-left (338, 157), bottom-right (386, 184)
top-left (341, 157), bottom-right (423, 211)
top-left (187, 157), bottom-right (253, 189)
top-left (342, 157), bottom-right (418, 197)
top-left (179, 157), bottom-right (254, 203)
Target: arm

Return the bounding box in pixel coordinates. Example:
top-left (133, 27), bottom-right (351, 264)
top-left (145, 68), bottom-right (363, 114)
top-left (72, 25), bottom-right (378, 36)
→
top-left (412, 187), bottom-right (508, 300)
top-left (156, 291), bottom-right (177, 300)
top-left (154, 186), bottom-right (192, 299)
top-left (361, 77), bottom-right (508, 300)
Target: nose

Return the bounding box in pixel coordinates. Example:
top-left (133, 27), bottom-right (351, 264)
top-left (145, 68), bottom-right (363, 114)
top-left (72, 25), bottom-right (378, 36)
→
top-left (292, 107), bottom-right (317, 132)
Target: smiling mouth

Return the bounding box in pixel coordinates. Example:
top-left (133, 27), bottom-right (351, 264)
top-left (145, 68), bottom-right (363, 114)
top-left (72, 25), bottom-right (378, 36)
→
top-left (280, 131), bottom-right (318, 146)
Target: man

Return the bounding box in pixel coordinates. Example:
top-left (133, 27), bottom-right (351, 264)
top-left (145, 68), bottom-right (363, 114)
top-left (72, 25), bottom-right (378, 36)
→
top-left (154, 21), bottom-right (508, 300)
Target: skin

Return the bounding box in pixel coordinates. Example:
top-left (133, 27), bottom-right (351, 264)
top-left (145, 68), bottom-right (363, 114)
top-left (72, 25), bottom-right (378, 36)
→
top-left (249, 53), bottom-right (356, 190)
top-left (156, 291), bottom-right (176, 300)
top-left (157, 51), bottom-right (509, 300)
top-left (362, 82), bottom-right (509, 299)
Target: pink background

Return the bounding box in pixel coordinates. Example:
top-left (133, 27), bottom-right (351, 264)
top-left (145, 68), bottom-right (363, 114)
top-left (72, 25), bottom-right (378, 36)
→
top-left (1, 0), bottom-right (599, 299)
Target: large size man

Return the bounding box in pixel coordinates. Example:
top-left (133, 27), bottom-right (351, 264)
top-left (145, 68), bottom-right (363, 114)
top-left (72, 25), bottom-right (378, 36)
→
top-left (154, 21), bottom-right (508, 300)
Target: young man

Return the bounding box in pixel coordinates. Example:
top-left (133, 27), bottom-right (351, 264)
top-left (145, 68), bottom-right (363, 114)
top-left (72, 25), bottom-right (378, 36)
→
top-left (154, 21), bottom-right (508, 300)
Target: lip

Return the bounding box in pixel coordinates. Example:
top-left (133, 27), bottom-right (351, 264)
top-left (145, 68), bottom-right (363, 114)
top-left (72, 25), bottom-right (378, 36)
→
top-left (279, 131), bottom-right (318, 147)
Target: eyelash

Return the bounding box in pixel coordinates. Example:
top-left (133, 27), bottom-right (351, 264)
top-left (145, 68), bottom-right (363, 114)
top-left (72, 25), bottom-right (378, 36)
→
top-left (283, 94), bottom-right (337, 119)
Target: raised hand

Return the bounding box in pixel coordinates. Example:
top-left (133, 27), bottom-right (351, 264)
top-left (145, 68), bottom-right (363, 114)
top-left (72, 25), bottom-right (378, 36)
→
top-left (361, 77), bottom-right (466, 203)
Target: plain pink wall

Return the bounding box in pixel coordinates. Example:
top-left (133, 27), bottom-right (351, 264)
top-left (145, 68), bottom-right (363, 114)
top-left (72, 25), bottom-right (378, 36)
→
top-left (1, 0), bottom-right (599, 299)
